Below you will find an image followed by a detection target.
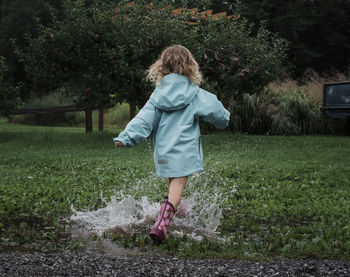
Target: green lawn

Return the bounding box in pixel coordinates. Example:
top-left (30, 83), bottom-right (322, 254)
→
top-left (1, 121), bottom-right (350, 259)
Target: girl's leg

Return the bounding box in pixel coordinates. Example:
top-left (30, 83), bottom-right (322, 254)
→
top-left (167, 178), bottom-right (172, 194)
top-left (167, 176), bottom-right (188, 210)
top-left (149, 176), bottom-right (188, 242)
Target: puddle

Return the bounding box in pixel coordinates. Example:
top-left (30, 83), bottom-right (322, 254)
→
top-left (70, 191), bottom-right (223, 241)
top-left (68, 174), bottom-right (234, 256)
top-left (70, 196), bottom-right (158, 238)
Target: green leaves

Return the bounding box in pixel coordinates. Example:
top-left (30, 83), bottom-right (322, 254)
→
top-left (197, 18), bottom-right (287, 106)
top-left (21, 0), bottom-right (123, 108)
top-left (239, 0), bottom-right (350, 77)
top-left (19, 0), bottom-right (288, 121)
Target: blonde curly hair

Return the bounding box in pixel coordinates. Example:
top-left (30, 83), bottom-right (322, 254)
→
top-left (146, 45), bottom-right (203, 87)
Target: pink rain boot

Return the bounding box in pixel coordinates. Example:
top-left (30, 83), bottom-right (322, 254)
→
top-left (149, 197), bottom-right (175, 243)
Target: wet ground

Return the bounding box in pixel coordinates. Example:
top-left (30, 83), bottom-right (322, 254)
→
top-left (2, 194), bottom-right (350, 276)
top-left (1, 250), bottom-right (350, 277)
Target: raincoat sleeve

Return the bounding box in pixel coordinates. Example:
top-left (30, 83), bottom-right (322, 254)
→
top-left (113, 101), bottom-right (155, 147)
top-left (194, 89), bottom-right (230, 129)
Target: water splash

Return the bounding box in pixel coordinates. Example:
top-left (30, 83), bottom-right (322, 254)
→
top-left (171, 191), bottom-right (222, 239)
top-left (70, 191), bottom-right (223, 240)
top-left (69, 166), bottom-right (238, 242)
top-left (70, 196), bottom-right (159, 237)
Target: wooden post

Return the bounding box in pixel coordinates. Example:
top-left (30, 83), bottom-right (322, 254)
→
top-left (85, 106), bottom-right (93, 133)
top-left (98, 109), bottom-right (104, 132)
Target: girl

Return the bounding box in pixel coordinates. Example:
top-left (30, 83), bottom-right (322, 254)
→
top-left (114, 45), bottom-right (230, 243)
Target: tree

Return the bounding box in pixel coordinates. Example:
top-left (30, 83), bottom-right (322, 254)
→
top-left (209, 0), bottom-right (236, 14)
top-left (0, 0), bottom-right (61, 100)
top-left (235, 0), bottom-right (350, 77)
top-left (108, 0), bottom-right (189, 118)
top-left (0, 57), bottom-right (22, 116)
top-left (19, 0), bottom-right (192, 125)
top-left (185, 16), bottom-right (287, 109)
top-left (20, 0), bottom-right (287, 132)
top-left (19, 0), bottom-right (122, 132)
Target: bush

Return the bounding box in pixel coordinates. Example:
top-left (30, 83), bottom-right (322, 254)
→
top-left (266, 72), bottom-right (350, 135)
top-left (269, 71), bottom-right (349, 102)
top-left (227, 71), bottom-right (350, 135)
top-left (231, 88), bottom-right (328, 135)
top-left (189, 20), bottom-right (288, 108)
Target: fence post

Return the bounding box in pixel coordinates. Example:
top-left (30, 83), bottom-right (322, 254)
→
top-left (85, 106), bottom-right (93, 133)
top-left (98, 109), bottom-right (104, 132)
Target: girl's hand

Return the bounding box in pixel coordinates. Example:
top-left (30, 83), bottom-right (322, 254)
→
top-left (114, 140), bottom-right (123, 147)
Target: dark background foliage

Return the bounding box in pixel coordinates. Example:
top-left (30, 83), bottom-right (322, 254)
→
top-left (210, 0), bottom-right (350, 78)
top-left (2, 0), bottom-right (349, 92)
top-left (1, 0), bottom-right (349, 135)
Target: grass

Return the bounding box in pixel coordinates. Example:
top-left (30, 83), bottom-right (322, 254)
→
top-left (1, 121), bottom-right (350, 260)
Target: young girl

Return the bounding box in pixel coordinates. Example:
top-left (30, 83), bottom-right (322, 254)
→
top-left (114, 45), bottom-right (230, 243)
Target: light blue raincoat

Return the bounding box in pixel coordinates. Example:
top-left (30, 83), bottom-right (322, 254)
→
top-left (114, 73), bottom-right (230, 178)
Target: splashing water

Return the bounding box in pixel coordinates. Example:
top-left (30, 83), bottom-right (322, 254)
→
top-left (171, 191), bottom-right (223, 239)
top-left (70, 187), bottom-right (224, 241)
top-left (70, 196), bottom-right (159, 237)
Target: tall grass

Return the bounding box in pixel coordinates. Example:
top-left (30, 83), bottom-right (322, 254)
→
top-left (95, 103), bottom-right (134, 129)
top-left (269, 71), bottom-right (349, 101)
top-left (230, 89), bottom-right (322, 135)
top-left (230, 72), bottom-right (349, 135)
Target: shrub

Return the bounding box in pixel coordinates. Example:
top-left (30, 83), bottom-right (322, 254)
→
top-left (269, 71), bottom-right (349, 102)
top-left (228, 71), bottom-right (350, 135)
top-left (231, 88), bottom-right (327, 135)
top-left (266, 72), bottom-right (350, 135)
top-left (191, 21), bottom-right (288, 108)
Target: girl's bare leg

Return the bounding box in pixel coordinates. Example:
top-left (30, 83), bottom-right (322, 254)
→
top-left (167, 178), bottom-right (172, 194)
top-left (167, 177), bottom-right (188, 209)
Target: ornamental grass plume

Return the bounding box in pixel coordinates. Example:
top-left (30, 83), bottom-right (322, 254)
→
top-left (268, 70), bottom-right (348, 102)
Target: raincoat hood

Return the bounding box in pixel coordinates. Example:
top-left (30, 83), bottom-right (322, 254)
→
top-left (149, 73), bottom-right (199, 111)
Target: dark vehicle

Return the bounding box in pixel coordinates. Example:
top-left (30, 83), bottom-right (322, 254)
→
top-left (321, 81), bottom-right (350, 119)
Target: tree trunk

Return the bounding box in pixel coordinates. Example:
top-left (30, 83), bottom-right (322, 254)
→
top-left (85, 106), bottom-right (93, 133)
top-left (98, 109), bottom-right (104, 132)
top-left (129, 102), bottom-right (136, 120)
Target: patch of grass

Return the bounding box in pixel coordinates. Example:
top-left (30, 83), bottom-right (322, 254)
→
top-left (1, 122), bottom-right (350, 259)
